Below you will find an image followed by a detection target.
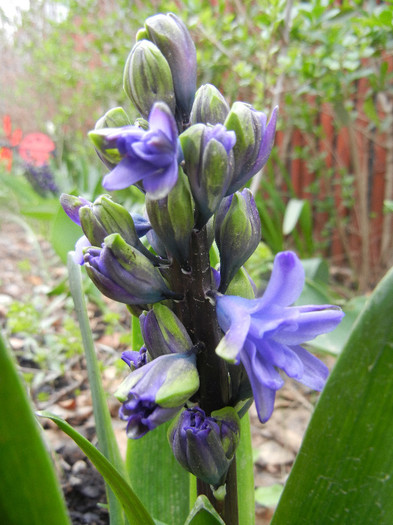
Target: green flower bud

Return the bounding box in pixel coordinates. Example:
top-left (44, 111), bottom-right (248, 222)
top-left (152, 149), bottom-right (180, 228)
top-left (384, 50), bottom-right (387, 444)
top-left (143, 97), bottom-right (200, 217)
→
top-left (117, 351), bottom-right (199, 438)
top-left (138, 13), bottom-right (197, 125)
top-left (146, 166), bottom-right (194, 267)
top-left (75, 195), bottom-right (157, 264)
top-left (190, 84), bottom-right (230, 125)
top-left (215, 188), bottom-right (261, 293)
top-left (180, 124), bottom-right (236, 229)
top-left (79, 206), bottom-right (107, 247)
top-left (93, 108), bottom-right (131, 169)
top-left (95, 107), bottom-right (131, 130)
top-left (225, 267), bottom-right (256, 299)
top-left (115, 351), bottom-right (199, 408)
top-left (123, 40), bottom-right (176, 118)
top-left (169, 406), bottom-right (240, 488)
top-left (224, 102), bottom-right (277, 194)
top-left (103, 233), bottom-right (179, 302)
top-left (140, 303), bottom-right (193, 358)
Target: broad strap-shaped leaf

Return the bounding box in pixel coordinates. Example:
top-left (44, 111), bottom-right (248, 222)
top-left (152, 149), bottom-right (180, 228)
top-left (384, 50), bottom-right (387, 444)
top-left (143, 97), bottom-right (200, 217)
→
top-left (38, 412), bottom-right (155, 525)
top-left (236, 413), bottom-right (255, 525)
top-left (271, 265), bottom-right (393, 524)
top-left (68, 255), bottom-right (127, 525)
top-left (126, 421), bottom-right (191, 525)
top-left (184, 496), bottom-right (225, 525)
top-left (0, 332), bottom-right (70, 525)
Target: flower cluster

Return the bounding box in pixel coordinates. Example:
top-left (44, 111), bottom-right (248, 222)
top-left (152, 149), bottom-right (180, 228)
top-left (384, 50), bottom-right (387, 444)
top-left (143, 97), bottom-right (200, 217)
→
top-left (24, 163), bottom-right (58, 196)
top-left (61, 13), bottom-right (343, 490)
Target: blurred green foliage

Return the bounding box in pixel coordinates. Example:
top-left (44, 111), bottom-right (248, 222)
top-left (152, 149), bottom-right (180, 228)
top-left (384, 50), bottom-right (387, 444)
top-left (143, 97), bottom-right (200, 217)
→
top-left (1, 0), bottom-right (392, 280)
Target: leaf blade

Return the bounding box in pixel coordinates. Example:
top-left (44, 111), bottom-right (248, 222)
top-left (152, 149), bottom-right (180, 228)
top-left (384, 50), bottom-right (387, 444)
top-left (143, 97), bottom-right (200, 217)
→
top-left (38, 412), bottom-right (155, 525)
top-left (271, 265), bottom-right (393, 524)
top-left (0, 333), bottom-right (70, 525)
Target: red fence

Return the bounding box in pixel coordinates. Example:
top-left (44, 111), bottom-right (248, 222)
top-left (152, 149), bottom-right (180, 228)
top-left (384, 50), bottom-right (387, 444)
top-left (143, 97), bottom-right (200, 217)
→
top-left (272, 58), bottom-right (393, 289)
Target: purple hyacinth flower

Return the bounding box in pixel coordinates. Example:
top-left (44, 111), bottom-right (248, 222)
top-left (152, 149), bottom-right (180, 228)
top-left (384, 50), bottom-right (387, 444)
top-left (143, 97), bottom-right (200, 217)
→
top-left (121, 347), bottom-right (149, 369)
top-left (116, 352), bottom-right (200, 438)
top-left (216, 251), bottom-right (344, 423)
top-left (83, 236), bottom-right (178, 305)
top-left (225, 104), bottom-right (278, 195)
top-left (102, 102), bottom-right (179, 199)
top-left (73, 234), bottom-right (91, 265)
top-left (169, 406), bottom-right (240, 487)
top-left (119, 399), bottom-right (180, 439)
top-left (203, 124), bottom-right (236, 154)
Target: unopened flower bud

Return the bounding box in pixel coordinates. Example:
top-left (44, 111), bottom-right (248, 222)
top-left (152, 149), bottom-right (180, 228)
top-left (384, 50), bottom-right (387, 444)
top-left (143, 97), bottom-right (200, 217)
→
top-left (92, 195), bottom-right (156, 262)
top-left (123, 40), bottom-right (176, 119)
top-left (116, 352), bottom-right (200, 438)
top-left (91, 108), bottom-right (132, 170)
top-left (169, 406), bottom-right (240, 487)
top-left (95, 107), bottom-right (131, 130)
top-left (140, 303), bottom-right (193, 359)
top-left (145, 166), bottom-right (194, 267)
top-left (224, 102), bottom-right (277, 194)
top-left (180, 124), bottom-right (236, 228)
top-left (225, 267), bottom-right (256, 300)
top-left (60, 194), bottom-right (91, 226)
top-left (138, 13), bottom-right (197, 125)
top-left (61, 193), bottom-right (157, 264)
top-left (215, 188), bottom-right (261, 292)
top-left (84, 233), bottom-right (179, 305)
top-left (190, 84), bottom-right (230, 125)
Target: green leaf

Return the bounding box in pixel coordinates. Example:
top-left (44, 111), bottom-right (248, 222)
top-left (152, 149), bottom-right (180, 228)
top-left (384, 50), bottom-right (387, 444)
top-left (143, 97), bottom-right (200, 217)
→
top-left (126, 421), bottom-right (191, 525)
top-left (301, 258), bottom-right (329, 283)
top-left (0, 332), bottom-right (70, 525)
top-left (282, 198), bottom-right (306, 235)
top-left (38, 412), bottom-right (155, 525)
top-left (309, 295), bottom-right (367, 355)
top-left (50, 203), bottom-right (82, 263)
top-left (271, 265), bottom-right (393, 524)
top-left (255, 484), bottom-right (283, 507)
top-left (237, 413), bottom-right (255, 525)
top-left (68, 256), bottom-right (127, 525)
top-left (184, 496), bottom-right (225, 525)
top-left (21, 199), bottom-right (59, 221)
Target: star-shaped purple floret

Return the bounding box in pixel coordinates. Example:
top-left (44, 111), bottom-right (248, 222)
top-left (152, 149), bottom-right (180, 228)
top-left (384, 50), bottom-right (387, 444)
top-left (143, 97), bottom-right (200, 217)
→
top-left (103, 102), bottom-right (179, 199)
top-left (216, 251), bottom-right (344, 423)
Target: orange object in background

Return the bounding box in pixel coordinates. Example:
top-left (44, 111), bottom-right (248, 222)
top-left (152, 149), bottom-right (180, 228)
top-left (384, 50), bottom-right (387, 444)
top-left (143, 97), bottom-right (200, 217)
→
top-left (18, 133), bottom-right (55, 167)
top-left (0, 115), bottom-right (23, 172)
top-left (0, 115), bottom-right (55, 171)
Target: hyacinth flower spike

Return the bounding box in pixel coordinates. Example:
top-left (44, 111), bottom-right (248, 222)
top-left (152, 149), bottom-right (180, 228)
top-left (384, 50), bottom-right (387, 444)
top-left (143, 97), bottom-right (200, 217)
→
top-left (89, 102), bottom-right (180, 200)
top-left (216, 251), bottom-right (344, 423)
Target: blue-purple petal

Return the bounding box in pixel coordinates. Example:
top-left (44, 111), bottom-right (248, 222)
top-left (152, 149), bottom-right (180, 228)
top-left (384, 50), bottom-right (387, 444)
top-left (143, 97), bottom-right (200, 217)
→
top-left (73, 235), bottom-right (91, 265)
top-left (289, 345), bottom-right (329, 390)
top-left (253, 106), bottom-right (277, 173)
top-left (103, 157), bottom-right (145, 190)
top-left (142, 160), bottom-right (179, 199)
top-left (215, 295), bottom-right (251, 362)
top-left (273, 305), bottom-right (344, 345)
top-left (260, 251), bottom-right (305, 308)
top-left (148, 103), bottom-right (178, 144)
